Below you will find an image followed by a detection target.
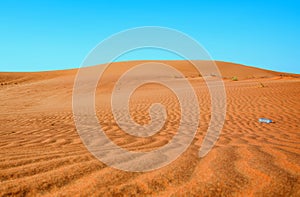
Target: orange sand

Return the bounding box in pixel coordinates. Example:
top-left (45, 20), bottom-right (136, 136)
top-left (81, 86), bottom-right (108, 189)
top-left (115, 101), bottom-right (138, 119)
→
top-left (0, 61), bottom-right (299, 196)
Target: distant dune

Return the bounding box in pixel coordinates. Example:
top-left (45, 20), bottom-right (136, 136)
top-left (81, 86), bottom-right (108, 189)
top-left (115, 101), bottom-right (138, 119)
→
top-left (0, 60), bottom-right (299, 196)
top-left (0, 60), bottom-right (296, 84)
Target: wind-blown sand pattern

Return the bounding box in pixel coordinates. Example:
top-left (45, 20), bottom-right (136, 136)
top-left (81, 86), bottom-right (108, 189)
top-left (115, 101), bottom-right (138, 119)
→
top-left (0, 61), bottom-right (299, 196)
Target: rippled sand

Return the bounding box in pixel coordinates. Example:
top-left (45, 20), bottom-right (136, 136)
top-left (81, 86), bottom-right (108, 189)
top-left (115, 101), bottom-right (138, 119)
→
top-left (0, 61), bottom-right (299, 196)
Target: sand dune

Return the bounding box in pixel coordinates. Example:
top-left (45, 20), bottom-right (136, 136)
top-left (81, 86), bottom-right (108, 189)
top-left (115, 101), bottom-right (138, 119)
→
top-left (0, 60), bottom-right (299, 196)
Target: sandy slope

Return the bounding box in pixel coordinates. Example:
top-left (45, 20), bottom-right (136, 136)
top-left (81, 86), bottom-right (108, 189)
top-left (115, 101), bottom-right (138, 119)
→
top-left (0, 61), bottom-right (299, 196)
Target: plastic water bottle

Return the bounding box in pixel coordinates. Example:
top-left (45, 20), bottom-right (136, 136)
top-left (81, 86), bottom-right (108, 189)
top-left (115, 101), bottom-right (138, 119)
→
top-left (259, 118), bottom-right (272, 123)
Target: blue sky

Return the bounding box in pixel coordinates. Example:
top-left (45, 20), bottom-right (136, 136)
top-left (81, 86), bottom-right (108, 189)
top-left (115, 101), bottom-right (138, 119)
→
top-left (0, 0), bottom-right (299, 73)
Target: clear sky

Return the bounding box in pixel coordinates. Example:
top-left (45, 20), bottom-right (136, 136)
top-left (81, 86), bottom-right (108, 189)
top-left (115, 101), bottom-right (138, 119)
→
top-left (0, 0), bottom-right (299, 73)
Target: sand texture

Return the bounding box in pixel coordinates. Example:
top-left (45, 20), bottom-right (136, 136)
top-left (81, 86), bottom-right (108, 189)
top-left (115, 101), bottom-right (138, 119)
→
top-left (0, 61), bottom-right (299, 196)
